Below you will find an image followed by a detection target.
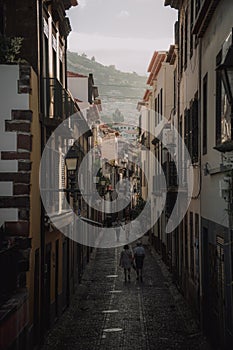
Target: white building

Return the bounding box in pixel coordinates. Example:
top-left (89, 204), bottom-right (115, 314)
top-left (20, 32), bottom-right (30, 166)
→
top-left (165, 0), bottom-right (233, 346)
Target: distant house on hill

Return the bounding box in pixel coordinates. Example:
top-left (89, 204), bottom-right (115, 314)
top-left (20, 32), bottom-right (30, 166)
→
top-left (113, 123), bottom-right (138, 142)
top-left (67, 71), bottom-right (101, 125)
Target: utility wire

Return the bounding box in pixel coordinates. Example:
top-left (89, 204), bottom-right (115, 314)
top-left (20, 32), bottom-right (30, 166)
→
top-left (101, 95), bottom-right (142, 99)
top-left (97, 83), bottom-right (146, 88)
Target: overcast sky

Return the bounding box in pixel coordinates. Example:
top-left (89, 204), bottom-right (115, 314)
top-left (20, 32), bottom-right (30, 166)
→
top-left (67, 0), bottom-right (177, 75)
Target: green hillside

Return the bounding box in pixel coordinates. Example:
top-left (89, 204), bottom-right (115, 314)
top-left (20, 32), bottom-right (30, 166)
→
top-left (67, 51), bottom-right (147, 123)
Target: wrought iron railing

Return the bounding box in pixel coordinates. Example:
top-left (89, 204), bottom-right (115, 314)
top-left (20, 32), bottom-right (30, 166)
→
top-left (43, 77), bottom-right (77, 122)
top-left (162, 161), bottom-right (178, 188)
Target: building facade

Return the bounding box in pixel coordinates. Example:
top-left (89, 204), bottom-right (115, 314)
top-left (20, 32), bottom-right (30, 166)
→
top-left (163, 0), bottom-right (233, 347)
top-left (0, 1), bottom-right (97, 349)
top-left (138, 1), bottom-right (233, 348)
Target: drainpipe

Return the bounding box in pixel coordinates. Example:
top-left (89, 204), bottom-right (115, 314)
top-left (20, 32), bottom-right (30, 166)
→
top-left (226, 174), bottom-right (233, 343)
top-left (38, 0), bottom-right (45, 345)
top-left (198, 36), bottom-right (204, 332)
top-left (64, 35), bottom-right (71, 306)
top-left (176, 13), bottom-right (181, 288)
top-left (64, 38), bottom-right (68, 90)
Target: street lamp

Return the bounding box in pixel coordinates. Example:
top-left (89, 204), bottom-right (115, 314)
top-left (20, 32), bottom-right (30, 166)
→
top-left (216, 30), bottom-right (233, 106)
top-left (65, 147), bottom-right (79, 175)
top-left (65, 147), bottom-right (79, 209)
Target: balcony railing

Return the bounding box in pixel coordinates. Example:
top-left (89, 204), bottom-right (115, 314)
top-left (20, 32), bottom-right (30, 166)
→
top-left (162, 161), bottom-right (178, 189)
top-left (43, 77), bottom-right (78, 127)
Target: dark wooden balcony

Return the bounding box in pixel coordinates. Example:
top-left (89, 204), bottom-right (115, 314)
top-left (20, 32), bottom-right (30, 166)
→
top-left (43, 77), bottom-right (78, 128)
top-left (162, 161), bottom-right (178, 190)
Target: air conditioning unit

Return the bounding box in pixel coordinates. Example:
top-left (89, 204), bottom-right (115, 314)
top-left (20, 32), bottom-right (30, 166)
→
top-left (162, 129), bottom-right (175, 146)
top-left (219, 177), bottom-right (231, 200)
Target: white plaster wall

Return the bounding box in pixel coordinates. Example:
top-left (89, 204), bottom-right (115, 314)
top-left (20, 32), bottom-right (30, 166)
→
top-left (0, 208), bottom-right (18, 227)
top-left (0, 133), bottom-right (17, 151)
top-left (0, 65), bottom-right (29, 225)
top-left (0, 182), bottom-right (13, 196)
top-left (200, 0), bottom-right (233, 228)
top-left (158, 62), bottom-right (174, 120)
top-left (0, 65), bottom-right (29, 172)
top-left (178, 9), bottom-right (201, 226)
top-left (0, 160), bottom-right (18, 172)
top-left (202, 172), bottom-right (228, 227)
top-left (0, 65), bottom-right (29, 118)
top-left (68, 77), bottom-right (88, 102)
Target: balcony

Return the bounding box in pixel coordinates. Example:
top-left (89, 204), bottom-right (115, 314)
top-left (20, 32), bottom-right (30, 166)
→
top-left (162, 161), bottom-right (178, 190)
top-left (192, 0), bottom-right (218, 38)
top-left (43, 78), bottom-right (78, 128)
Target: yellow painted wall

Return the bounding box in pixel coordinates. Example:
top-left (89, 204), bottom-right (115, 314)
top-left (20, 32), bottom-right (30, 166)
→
top-left (27, 67), bottom-right (41, 326)
top-left (45, 230), bottom-right (64, 303)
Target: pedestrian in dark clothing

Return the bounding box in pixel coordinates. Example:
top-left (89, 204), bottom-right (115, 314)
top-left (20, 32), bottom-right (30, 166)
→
top-left (133, 241), bottom-right (145, 282)
top-left (119, 244), bottom-right (133, 282)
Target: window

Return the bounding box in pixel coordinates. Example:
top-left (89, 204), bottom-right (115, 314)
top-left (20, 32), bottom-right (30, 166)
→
top-left (187, 109), bottom-right (191, 155)
top-left (157, 92), bottom-right (160, 117)
top-left (173, 69), bottom-right (177, 111)
top-left (184, 214), bottom-right (188, 268)
top-left (184, 10), bottom-right (188, 68)
top-left (203, 74), bottom-right (208, 154)
top-left (190, 212), bottom-right (194, 279)
top-left (178, 116), bottom-right (183, 179)
top-left (160, 88), bottom-right (163, 117)
top-left (180, 23), bottom-right (184, 73)
top-left (195, 0), bottom-right (201, 18)
top-left (216, 50), bottom-right (232, 145)
top-left (191, 93), bottom-right (199, 162)
top-left (216, 51), bottom-right (222, 143)
top-left (52, 26), bottom-right (57, 78)
top-left (148, 110), bottom-right (150, 145)
top-left (154, 97), bottom-right (157, 126)
top-left (184, 108), bottom-right (191, 156)
top-left (60, 61), bottom-right (63, 85)
top-left (190, 0), bottom-right (194, 58)
top-left (184, 94), bottom-right (199, 163)
top-left (184, 109), bottom-right (188, 149)
top-left (43, 34), bottom-right (49, 77)
top-left (53, 49), bottom-right (57, 78)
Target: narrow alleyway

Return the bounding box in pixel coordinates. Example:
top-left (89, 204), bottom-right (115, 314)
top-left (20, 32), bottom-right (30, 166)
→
top-left (41, 244), bottom-right (211, 350)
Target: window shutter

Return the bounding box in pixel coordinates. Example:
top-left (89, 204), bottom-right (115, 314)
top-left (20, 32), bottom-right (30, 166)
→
top-left (192, 98), bottom-right (199, 163)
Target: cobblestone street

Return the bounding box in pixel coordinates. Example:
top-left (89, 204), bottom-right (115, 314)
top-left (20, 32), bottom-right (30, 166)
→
top-left (42, 244), bottom-right (212, 350)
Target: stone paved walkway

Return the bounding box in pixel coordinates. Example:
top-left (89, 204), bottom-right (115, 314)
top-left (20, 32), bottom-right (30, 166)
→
top-left (41, 244), bottom-right (212, 350)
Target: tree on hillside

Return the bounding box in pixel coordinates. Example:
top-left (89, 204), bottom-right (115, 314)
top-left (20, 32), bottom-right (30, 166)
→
top-left (91, 56), bottom-right (96, 61)
top-left (112, 108), bottom-right (124, 123)
top-left (109, 64), bottom-right (116, 70)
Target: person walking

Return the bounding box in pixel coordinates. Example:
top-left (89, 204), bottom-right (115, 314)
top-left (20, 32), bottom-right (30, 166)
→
top-left (119, 244), bottom-right (133, 282)
top-left (133, 241), bottom-right (145, 282)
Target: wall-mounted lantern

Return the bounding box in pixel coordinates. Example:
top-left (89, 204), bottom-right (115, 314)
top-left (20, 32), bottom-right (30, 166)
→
top-left (65, 147), bottom-right (79, 175)
top-left (214, 29), bottom-right (233, 153)
top-left (216, 29), bottom-right (233, 106)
